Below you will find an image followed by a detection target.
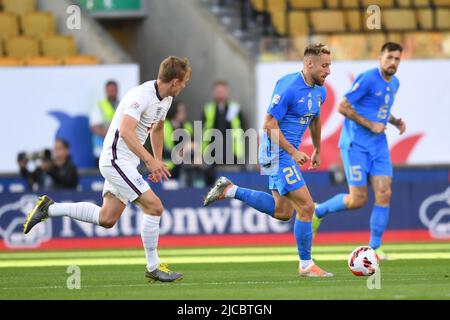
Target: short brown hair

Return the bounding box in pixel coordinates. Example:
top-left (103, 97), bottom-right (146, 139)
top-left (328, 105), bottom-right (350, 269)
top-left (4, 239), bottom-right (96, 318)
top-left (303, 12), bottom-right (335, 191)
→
top-left (158, 56), bottom-right (191, 83)
top-left (304, 43), bottom-right (331, 58)
top-left (381, 42), bottom-right (403, 53)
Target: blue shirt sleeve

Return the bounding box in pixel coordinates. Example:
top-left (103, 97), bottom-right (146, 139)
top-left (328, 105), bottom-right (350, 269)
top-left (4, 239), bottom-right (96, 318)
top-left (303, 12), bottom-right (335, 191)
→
top-left (320, 86), bottom-right (327, 115)
top-left (267, 83), bottom-right (292, 122)
top-left (345, 72), bottom-right (372, 106)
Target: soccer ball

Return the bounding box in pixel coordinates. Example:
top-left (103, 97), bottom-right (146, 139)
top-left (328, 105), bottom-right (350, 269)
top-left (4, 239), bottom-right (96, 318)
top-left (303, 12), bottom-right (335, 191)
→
top-left (348, 246), bottom-right (380, 276)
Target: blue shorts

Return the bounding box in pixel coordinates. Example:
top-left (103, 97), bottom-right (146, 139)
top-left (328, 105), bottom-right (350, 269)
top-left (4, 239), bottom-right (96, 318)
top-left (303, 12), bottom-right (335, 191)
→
top-left (268, 155), bottom-right (305, 196)
top-left (340, 145), bottom-right (392, 187)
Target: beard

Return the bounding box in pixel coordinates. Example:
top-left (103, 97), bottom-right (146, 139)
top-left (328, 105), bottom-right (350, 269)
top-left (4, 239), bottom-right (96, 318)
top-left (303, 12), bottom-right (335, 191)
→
top-left (313, 75), bottom-right (325, 86)
top-left (384, 66), bottom-right (397, 76)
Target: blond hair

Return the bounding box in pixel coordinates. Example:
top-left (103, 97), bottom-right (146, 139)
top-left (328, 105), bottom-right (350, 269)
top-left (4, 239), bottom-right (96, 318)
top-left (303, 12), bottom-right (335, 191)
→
top-left (158, 56), bottom-right (191, 83)
top-left (304, 44), bottom-right (331, 58)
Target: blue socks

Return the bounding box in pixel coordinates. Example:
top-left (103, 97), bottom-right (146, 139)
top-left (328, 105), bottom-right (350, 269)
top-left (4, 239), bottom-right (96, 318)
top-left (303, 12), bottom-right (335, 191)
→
top-left (369, 205), bottom-right (390, 249)
top-left (294, 218), bottom-right (312, 260)
top-left (233, 187), bottom-right (313, 263)
top-left (316, 192), bottom-right (389, 249)
top-left (315, 194), bottom-right (347, 218)
top-left (234, 187), bottom-right (275, 216)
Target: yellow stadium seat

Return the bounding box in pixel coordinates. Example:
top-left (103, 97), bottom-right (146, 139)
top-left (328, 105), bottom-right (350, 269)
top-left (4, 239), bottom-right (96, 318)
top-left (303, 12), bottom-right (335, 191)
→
top-left (329, 34), bottom-right (366, 60)
top-left (250, 0), bottom-right (264, 12)
top-left (267, 0), bottom-right (287, 14)
top-left (310, 10), bottom-right (346, 33)
top-left (413, 0), bottom-right (430, 7)
top-left (289, 11), bottom-right (309, 36)
top-left (382, 9), bottom-right (416, 31)
top-left (345, 10), bottom-right (361, 31)
top-left (25, 56), bottom-right (62, 66)
top-left (432, 0), bottom-right (450, 6)
top-left (404, 32), bottom-right (445, 58)
top-left (325, 0), bottom-right (340, 8)
top-left (436, 9), bottom-right (450, 30)
top-left (63, 55), bottom-right (100, 65)
top-left (3, 0), bottom-right (36, 15)
top-left (387, 32), bottom-right (404, 44)
top-left (0, 56), bottom-right (24, 66)
top-left (21, 12), bottom-right (56, 39)
top-left (0, 41), bottom-right (4, 56)
top-left (290, 0), bottom-right (323, 9)
top-left (5, 36), bottom-right (39, 59)
top-left (0, 12), bottom-right (19, 41)
top-left (397, 0), bottom-right (412, 6)
top-left (252, 0), bottom-right (287, 13)
top-left (366, 33), bottom-right (386, 58)
top-left (41, 35), bottom-right (76, 58)
top-left (361, 0), bottom-right (394, 7)
top-left (417, 9), bottom-right (433, 30)
top-left (271, 11), bottom-right (288, 35)
top-left (342, 0), bottom-right (360, 8)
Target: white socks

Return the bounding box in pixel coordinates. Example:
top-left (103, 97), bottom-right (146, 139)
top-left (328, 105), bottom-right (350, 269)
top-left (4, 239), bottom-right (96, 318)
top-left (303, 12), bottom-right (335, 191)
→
top-left (48, 204), bottom-right (161, 272)
top-left (141, 214), bottom-right (161, 272)
top-left (225, 185), bottom-right (238, 198)
top-left (300, 260), bottom-right (314, 270)
top-left (48, 202), bottom-right (100, 225)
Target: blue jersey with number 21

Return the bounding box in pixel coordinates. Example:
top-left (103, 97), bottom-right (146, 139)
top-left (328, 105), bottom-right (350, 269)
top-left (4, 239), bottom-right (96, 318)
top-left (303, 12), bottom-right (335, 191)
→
top-left (259, 72), bottom-right (327, 195)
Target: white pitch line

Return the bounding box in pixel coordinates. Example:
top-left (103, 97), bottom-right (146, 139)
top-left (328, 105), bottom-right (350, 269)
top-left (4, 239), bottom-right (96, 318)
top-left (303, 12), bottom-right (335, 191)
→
top-left (1, 251), bottom-right (450, 268)
top-left (2, 243), bottom-right (450, 260)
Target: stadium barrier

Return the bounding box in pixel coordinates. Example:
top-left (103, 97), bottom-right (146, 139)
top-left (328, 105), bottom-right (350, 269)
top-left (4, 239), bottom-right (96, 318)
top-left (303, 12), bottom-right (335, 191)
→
top-left (1, 169), bottom-right (449, 250)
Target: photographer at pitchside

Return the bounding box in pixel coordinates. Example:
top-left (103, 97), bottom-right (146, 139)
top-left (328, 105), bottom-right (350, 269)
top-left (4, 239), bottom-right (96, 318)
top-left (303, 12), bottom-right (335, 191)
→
top-left (17, 138), bottom-right (79, 191)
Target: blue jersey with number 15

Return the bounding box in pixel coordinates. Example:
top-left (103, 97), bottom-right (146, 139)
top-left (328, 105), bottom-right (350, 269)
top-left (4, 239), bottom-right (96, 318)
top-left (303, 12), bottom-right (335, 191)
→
top-left (339, 68), bottom-right (400, 151)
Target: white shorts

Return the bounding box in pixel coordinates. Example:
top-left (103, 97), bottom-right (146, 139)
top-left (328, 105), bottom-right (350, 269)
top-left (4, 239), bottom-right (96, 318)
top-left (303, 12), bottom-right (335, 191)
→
top-left (99, 159), bottom-right (150, 205)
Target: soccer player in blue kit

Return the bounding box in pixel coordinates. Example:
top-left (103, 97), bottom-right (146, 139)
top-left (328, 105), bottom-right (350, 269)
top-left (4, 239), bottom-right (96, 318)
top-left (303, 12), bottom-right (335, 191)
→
top-left (204, 44), bottom-right (333, 277)
top-left (312, 42), bottom-right (406, 260)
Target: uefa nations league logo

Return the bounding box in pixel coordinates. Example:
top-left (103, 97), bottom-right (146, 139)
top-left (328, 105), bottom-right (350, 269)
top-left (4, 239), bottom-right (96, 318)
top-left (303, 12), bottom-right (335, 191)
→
top-left (419, 187), bottom-right (450, 239)
top-left (0, 195), bottom-right (52, 248)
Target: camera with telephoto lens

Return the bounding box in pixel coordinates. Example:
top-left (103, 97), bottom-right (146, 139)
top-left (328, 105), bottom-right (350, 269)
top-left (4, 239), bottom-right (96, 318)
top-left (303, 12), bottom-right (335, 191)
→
top-left (17, 149), bottom-right (52, 163)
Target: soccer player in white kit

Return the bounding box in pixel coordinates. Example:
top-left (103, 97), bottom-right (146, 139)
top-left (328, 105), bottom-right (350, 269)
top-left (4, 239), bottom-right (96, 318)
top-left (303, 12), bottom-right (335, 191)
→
top-left (23, 56), bottom-right (191, 282)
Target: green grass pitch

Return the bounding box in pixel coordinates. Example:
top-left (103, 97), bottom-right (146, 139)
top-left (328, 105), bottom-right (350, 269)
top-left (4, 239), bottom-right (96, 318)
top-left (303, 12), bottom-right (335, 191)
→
top-left (1, 243), bottom-right (449, 300)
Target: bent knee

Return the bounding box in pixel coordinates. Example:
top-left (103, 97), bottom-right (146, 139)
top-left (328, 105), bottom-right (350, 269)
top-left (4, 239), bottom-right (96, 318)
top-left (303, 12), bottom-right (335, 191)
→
top-left (274, 211), bottom-right (293, 221)
top-left (347, 194), bottom-right (367, 209)
top-left (375, 188), bottom-right (392, 204)
top-left (296, 201), bottom-right (315, 219)
top-left (142, 202), bottom-right (164, 216)
top-left (100, 218), bottom-right (117, 229)
top-left (153, 205), bottom-right (164, 216)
